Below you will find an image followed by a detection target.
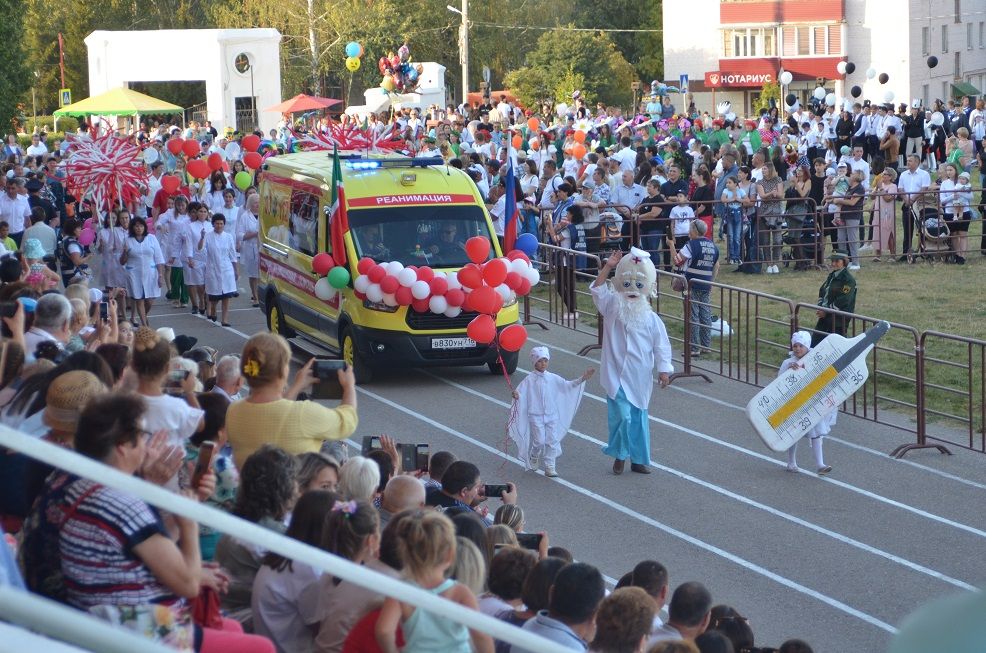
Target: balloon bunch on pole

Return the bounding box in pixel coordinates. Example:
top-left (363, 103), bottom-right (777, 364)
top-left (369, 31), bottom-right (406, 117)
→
top-left (160, 133), bottom-right (263, 191)
top-left (63, 128), bottom-right (147, 231)
top-left (344, 41), bottom-right (364, 72)
top-left (311, 253), bottom-right (352, 301)
top-left (376, 42), bottom-right (424, 95)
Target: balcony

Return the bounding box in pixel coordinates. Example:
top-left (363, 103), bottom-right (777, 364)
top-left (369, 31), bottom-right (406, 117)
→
top-left (720, 0), bottom-right (844, 25)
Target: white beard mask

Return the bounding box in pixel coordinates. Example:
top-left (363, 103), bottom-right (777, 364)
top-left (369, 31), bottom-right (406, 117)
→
top-left (614, 247), bottom-right (656, 331)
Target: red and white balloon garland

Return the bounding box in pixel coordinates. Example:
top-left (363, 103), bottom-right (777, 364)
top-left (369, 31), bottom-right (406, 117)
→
top-left (350, 237), bottom-right (538, 352)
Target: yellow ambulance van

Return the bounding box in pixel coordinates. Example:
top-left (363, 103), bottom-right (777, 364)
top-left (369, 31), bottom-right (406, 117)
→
top-left (258, 152), bottom-right (519, 382)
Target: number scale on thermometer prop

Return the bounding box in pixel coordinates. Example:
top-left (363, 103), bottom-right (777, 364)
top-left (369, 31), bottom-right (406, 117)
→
top-left (746, 321), bottom-right (891, 452)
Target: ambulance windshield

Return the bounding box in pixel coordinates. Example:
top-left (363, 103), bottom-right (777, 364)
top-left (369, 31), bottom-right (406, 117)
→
top-left (349, 205), bottom-right (494, 267)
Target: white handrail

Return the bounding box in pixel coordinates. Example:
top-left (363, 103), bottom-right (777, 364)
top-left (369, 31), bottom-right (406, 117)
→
top-left (0, 425), bottom-right (573, 653)
top-left (0, 586), bottom-right (172, 653)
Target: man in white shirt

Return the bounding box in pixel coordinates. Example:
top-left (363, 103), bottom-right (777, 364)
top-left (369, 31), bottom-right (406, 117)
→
top-left (24, 294), bottom-right (72, 361)
top-left (645, 582), bottom-right (712, 648)
top-left (23, 209), bottom-right (57, 256)
top-left (847, 146), bottom-right (870, 187)
top-left (897, 154), bottom-right (931, 260)
top-left (538, 161), bottom-right (564, 211)
top-left (145, 161), bottom-right (164, 218)
top-left (611, 137), bottom-right (637, 172)
top-left (611, 171), bottom-right (646, 223)
top-left (25, 133), bottom-right (48, 158)
top-left (0, 178), bottom-right (32, 245)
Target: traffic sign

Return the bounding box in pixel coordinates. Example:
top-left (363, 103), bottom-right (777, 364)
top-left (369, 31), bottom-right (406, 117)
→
top-left (59, 88), bottom-right (72, 107)
top-left (679, 74), bottom-right (689, 93)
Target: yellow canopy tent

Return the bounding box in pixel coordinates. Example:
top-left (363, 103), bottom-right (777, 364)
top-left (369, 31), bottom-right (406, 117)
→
top-left (54, 87), bottom-right (184, 117)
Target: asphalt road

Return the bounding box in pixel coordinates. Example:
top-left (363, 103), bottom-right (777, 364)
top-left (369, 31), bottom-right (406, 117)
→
top-left (154, 292), bottom-right (986, 653)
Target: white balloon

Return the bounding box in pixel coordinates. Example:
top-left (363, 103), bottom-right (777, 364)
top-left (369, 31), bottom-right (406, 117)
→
top-left (397, 268), bottom-right (418, 287)
top-left (429, 296), bottom-right (448, 314)
top-left (353, 274), bottom-right (371, 293)
top-left (385, 261), bottom-right (404, 274)
top-left (314, 277), bottom-right (336, 301)
top-left (884, 91), bottom-right (895, 103)
top-left (930, 111), bottom-right (945, 126)
top-left (411, 280), bottom-right (431, 300)
top-left (444, 306), bottom-right (462, 318)
top-left (446, 274), bottom-right (462, 291)
top-left (779, 71), bottom-right (793, 86)
top-left (495, 284), bottom-right (512, 302)
top-left (555, 102), bottom-right (568, 117)
top-left (509, 258), bottom-right (529, 274)
top-left (825, 93), bottom-right (837, 107)
top-left (525, 268), bottom-right (540, 285)
top-left (866, 67), bottom-right (877, 79)
top-left (142, 148), bottom-right (159, 164)
top-left (836, 61), bottom-right (848, 75)
top-left (224, 142), bottom-right (241, 160)
top-left (813, 87), bottom-right (826, 100)
top-left (382, 293), bottom-right (398, 307)
top-left (366, 284), bottom-right (384, 303)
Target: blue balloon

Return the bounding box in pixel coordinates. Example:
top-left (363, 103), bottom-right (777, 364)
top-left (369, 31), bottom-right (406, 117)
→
top-left (516, 233), bottom-right (539, 256)
top-left (408, 69), bottom-right (419, 82)
top-left (345, 42), bottom-right (360, 58)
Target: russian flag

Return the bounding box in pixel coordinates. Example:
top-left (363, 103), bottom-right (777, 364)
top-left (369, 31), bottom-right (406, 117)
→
top-left (502, 154), bottom-right (519, 253)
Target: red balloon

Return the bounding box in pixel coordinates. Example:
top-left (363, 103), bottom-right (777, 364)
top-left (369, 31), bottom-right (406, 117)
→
top-left (466, 315), bottom-right (497, 345)
top-left (182, 140), bottom-right (201, 158)
top-left (357, 257), bottom-right (375, 275)
top-left (411, 298), bottom-right (430, 313)
top-left (416, 266), bottom-right (435, 283)
top-left (516, 278), bottom-right (532, 296)
top-left (504, 271), bottom-right (522, 290)
top-left (395, 286), bottom-right (414, 306)
top-left (506, 250), bottom-right (531, 264)
top-left (380, 275), bottom-right (400, 294)
top-left (483, 259), bottom-right (508, 287)
top-left (187, 160), bottom-right (210, 180)
top-left (429, 277), bottom-right (448, 296)
top-left (208, 152), bottom-right (223, 171)
top-left (368, 264), bottom-right (387, 284)
top-left (241, 134), bottom-right (261, 152)
top-left (445, 288), bottom-right (465, 307)
top-left (468, 286), bottom-right (499, 315)
top-left (465, 236), bottom-right (490, 264)
top-left (312, 253), bottom-right (335, 276)
top-left (166, 138), bottom-right (184, 155)
top-left (457, 264), bottom-right (483, 289)
top-left (161, 175), bottom-right (180, 194)
top-left (243, 152), bottom-right (263, 170)
top-left (498, 324), bottom-right (528, 352)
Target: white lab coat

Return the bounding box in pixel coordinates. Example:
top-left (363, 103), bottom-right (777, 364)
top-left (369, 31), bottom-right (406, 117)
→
top-left (202, 230), bottom-right (237, 298)
top-left (96, 226), bottom-right (128, 288)
top-left (591, 283), bottom-right (674, 410)
top-left (236, 211), bottom-right (260, 279)
top-left (183, 220), bottom-right (211, 286)
top-left (168, 214), bottom-right (191, 268)
top-left (509, 370), bottom-right (585, 469)
top-left (123, 235), bottom-right (165, 299)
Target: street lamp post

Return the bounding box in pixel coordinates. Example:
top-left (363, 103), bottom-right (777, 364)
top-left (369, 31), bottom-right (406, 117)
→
top-left (447, 1), bottom-right (469, 105)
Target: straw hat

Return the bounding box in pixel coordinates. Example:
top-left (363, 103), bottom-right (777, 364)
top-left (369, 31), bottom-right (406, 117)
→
top-left (42, 370), bottom-right (107, 433)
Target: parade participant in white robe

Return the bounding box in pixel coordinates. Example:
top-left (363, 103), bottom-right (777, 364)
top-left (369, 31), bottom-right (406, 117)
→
top-left (237, 193), bottom-right (261, 307)
top-left (217, 188), bottom-right (240, 241)
top-left (183, 202), bottom-right (212, 315)
top-left (166, 196), bottom-right (191, 308)
top-left (591, 247), bottom-right (674, 475)
top-left (120, 216), bottom-right (166, 326)
top-left (95, 210), bottom-right (129, 291)
top-left (509, 347), bottom-right (594, 478)
top-left (779, 331), bottom-right (836, 475)
top-left (199, 212), bottom-right (238, 326)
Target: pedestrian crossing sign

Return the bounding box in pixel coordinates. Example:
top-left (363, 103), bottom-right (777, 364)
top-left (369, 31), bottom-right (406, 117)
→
top-left (59, 89), bottom-right (72, 107)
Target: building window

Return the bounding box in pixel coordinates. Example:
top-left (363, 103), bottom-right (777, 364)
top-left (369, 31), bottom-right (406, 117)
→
top-left (777, 25), bottom-right (842, 56)
top-left (797, 26), bottom-right (810, 55)
top-left (721, 27), bottom-right (778, 58)
top-left (954, 0), bottom-right (960, 23)
top-left (955, 51), bottom-right (960, 76)
top-left (942, 81), bottom-right (950, 101)
top-left (922, 27), bottom-right (929, 54)
top-left (980, 22), bottom-right (984, 47)
top-left (922, 84), bottom-right (929, 109)
top-left (968, 23), bottom-right (974, 49)
top-left (942, 25), bottom-right (949, 52)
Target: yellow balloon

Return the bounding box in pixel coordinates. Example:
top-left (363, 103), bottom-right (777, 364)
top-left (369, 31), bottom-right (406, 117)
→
top-left (345, 56), bottom-right (360, 72)
top-left (381, 75), bottom-right (395, 92)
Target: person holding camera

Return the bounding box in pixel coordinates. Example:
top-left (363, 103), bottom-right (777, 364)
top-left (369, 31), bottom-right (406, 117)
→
top-left (425, 460), bottom-right (517, 523)
top-left (226, 332), bottom-right (357, 468)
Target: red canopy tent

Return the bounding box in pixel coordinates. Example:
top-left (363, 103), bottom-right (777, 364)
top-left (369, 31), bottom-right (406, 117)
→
top-left (466, 90), bottom-right (522, 107)
top-left (265, 94), bottom-right (342, 114)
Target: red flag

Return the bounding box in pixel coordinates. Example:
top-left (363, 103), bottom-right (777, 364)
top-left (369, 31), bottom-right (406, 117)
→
top-left (329, 146), bottom-right (349, 266)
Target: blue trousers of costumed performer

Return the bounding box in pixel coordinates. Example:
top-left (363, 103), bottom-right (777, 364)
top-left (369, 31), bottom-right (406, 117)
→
top-left (602, 387), bottom-right (651, 465)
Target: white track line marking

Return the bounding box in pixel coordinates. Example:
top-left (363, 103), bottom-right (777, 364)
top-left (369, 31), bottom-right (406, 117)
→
top-left (423, 371), bottom-right (977, 592)
top-left (356, 385), bottom-right (898, 634)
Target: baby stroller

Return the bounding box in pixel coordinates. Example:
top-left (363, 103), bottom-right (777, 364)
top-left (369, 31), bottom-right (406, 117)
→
top-left (913, 206), bottom-right (951, 263)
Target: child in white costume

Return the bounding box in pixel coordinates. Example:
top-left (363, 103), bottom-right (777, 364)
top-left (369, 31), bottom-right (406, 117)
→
top-left (780, 331), bottom-right (836, 475)
top-left (509, 346), bottom-right (594, 477)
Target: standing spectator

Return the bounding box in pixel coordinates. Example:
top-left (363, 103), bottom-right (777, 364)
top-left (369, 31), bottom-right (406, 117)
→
top-left (3, 135), bottom-right (24, 164)
top-left (871, 169), bottom-right (898, 262)
top-left (545, 204), bottom-right (586, 320)
top-left (689, 169), bottom-right (714, 237)
top-left (896, 155), bottom-right (931, 261)
top-left (25, 178), bottom-right (56, 225)
top-left (648, 582), bottom-right (712, 646)
top-left (237, 193), bottom-right (261, 307)
top-left (903, 103), bottom-right (925, 162)
top-left (23, 208), bottom-right (57, 256)
top-left (668, 221), bottom-right (720, 357)
top-left (0, 178), bottom-right (32, 247)
top-left (637, 179), bottom-right (668, 268)
top-left (25, 133), bottom-right (48, 159)
top-left (755, 162), bottom-right (785, 274)
top-left (880, 126), bottom-right (901, 173)
top-left (833, 170), bottom-right (865, 269)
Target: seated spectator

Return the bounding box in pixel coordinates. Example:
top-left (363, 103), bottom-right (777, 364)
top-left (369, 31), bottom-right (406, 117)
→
top-left (212, 354), bottom-right (244, 400)
top-left (311, 500), bottom-right (393, 653)
top-left (95, 342), bottom-right (131, 387)
top-left (23, 293), bottom-right (71, 360)
top-left (23, 393), bottom-right (272, 652)
top-left (485, 524), bottom-right (520, 560)
top-left (375, 511), bottom-right (494, 653)
top-left (182, 392), bottom-right (237, 560)
top-left (215, 445), bottom-right (300, 626)
top-left (648, 582), bottom-right (712, 646)
top-left (707, 606), bottom-right (754, 653)
top-left (616, 561), bottom-right (670, 632)
top-left (494, 504), bottom-right (525, 532)
top-left (479, 547), bottom-right (536, 617)
top-left (589, 587), bottom-right (655, 653)
top-left (451, 511), bottom-right (490, 567)
top-left (339, 455), bottom-right (381, 502)
top-left (452, 535), bottom-right (488, 596)
top-left (494, 557), bottom-right (568, 653)
top-left (778, 639), bottom-right (813, 653)
top-left (366, 447), bottom-right (396, 497)
top-left (378, 475), bottom-right (426, 528)
top-left (647, 642), bottom-right (700, 653)
top-left (423, 450), bottom-right (457, 490)
top-left (297, 451), bottom-right (341, 493)
top-left (426, 460), bottom-right (517, 520)
top-left (252, 490), bottom-right (337, 653)
top-left (693, 630), bottom-right (734, 653)
top-left (227, 333), bottom-right (357, 468)
top-left (547, 547), bottom-right (574, 563)
top-left (512, 562), bottom-right (605, 653)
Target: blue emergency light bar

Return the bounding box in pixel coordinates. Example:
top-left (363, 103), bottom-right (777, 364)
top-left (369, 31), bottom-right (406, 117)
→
top-left (341, 156), bottom-right (444, 170)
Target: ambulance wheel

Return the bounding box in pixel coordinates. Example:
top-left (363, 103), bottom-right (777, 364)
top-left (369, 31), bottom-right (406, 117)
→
top-left (341, 326), bottom-right (373, 384)
top-left (266, 297), bottom-right (294, 338)
top-left (487, 351), bottom-right (518, 375)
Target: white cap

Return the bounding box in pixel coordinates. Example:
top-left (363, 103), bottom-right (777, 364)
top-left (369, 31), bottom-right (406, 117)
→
top-left (791, 331), bottom-right (812, 349)
top-left (530, 346), bottom-right (550, 365)
top-left (156, 327), bottom-right (176, 343)
top-left (88, 288), bottom-right (103, 304)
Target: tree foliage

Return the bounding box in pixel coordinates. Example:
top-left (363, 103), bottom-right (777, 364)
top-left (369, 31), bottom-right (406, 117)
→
top-left (0, 0), bottom-right (29, 132)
